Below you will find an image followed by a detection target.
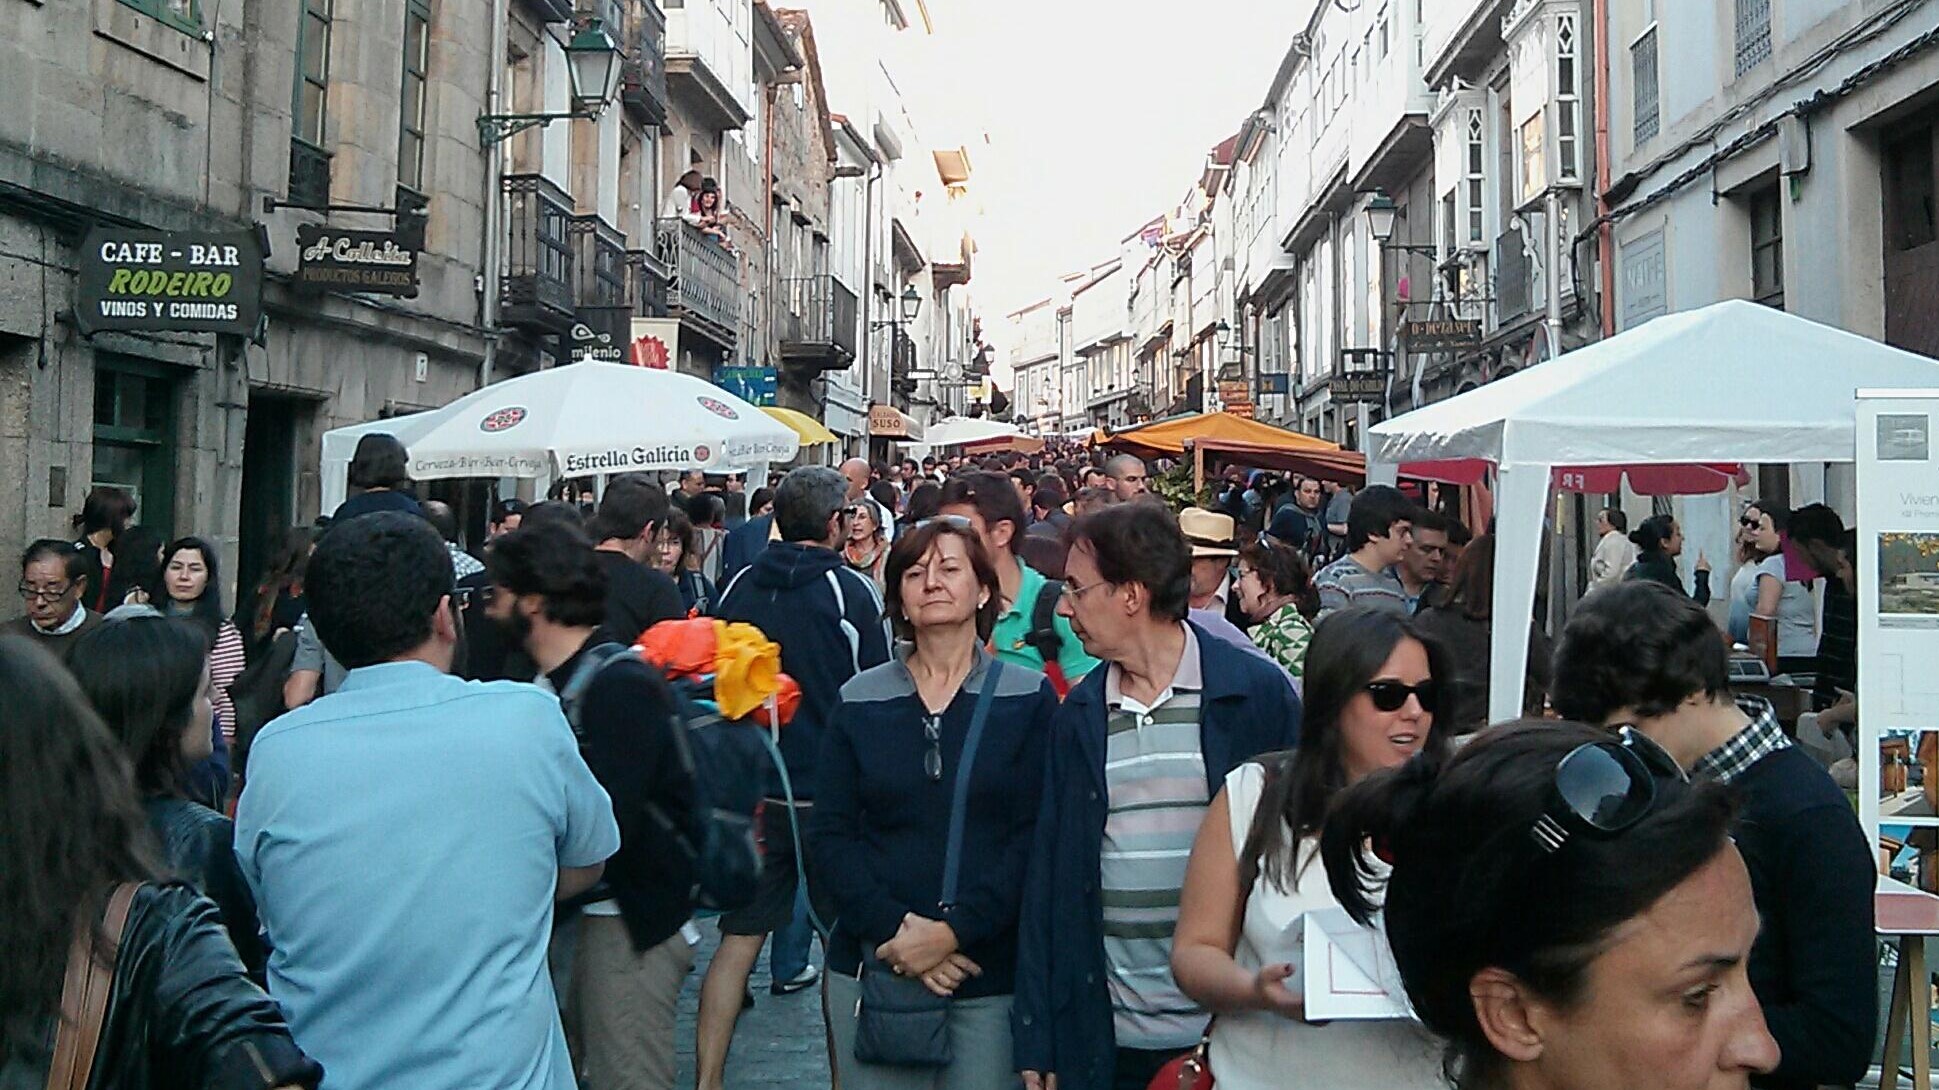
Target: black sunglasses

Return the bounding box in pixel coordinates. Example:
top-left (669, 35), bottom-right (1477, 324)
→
top-left (923, 714), bottom-right (944, 782)
top-left (1364, 679), bottom-right (1438, 713)
top-left (1530, 727), bottom-right (1684, 853)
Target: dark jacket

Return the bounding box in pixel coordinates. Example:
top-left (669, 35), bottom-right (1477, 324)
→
top-left (718, 513), bottom-right (774, 585)
top-left (1625, 550), bottom-right (1711, 605)
top-left (1735, 747), bottom-right (1877, 1089)
top-left (592, 550), bottom-right (685, 648)
top-left (144, 799), bottom-right (265, 977)
top-left (547, 641), bottom-right (695, 952)
top-left (713, 541), bottom-right (891, 798)
top-left (0, 884), bottom-right (320, 1090)
top-left (328, 488), bottom-right (423, 524)
top-left (1411, 604), bottom-right (1551, 732)
top-left (675, 568), bottom-right (716, 616)
top-left (809, 647), bottom-right (1055, 998)
top-left (1011, 623), bottom-right (1303, 1087)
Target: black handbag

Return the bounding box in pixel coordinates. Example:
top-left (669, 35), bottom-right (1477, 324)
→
top-left (852, 661), bottom-right (1004, 1068)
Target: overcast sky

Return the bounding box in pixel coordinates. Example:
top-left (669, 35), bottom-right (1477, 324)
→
top-left (932, 0), bottom-right (1309, 347)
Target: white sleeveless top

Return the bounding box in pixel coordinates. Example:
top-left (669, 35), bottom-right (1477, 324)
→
top-left (1207, 762), bottom-right (1446, 1090)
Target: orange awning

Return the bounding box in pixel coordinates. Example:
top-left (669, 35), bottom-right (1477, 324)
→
top-left (1099, 412), bottom-right (1339, 460)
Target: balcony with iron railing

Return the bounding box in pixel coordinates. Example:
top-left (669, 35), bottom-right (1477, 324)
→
top-left (628, 248), bottom-right (671, 319)
top-left (502, 174), bottom-right (577, 333)
top-left (620, 0), bottom-right (667, 124)
top-left (655, 217), bottom-right (739, 350)
top-left (777, 275), bottom-right (859, 371)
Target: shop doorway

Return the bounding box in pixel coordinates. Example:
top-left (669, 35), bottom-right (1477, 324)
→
top-left (237, 395), bottom-right (307, 621)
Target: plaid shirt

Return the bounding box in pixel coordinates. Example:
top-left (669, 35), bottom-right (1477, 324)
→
top-left (1692, 697), bottom-right (1791, 784)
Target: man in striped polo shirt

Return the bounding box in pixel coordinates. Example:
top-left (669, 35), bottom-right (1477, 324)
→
top-left (1014, 503), bottom-right (1301, 1090)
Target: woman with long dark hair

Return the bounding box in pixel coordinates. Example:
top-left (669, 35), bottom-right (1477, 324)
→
top-left (1413, 535), bottom-right (1553, 733)
top-left (653, 506), bottom-right (717, 615)
top-left (246, 527), bottom-right (314, 647)
top-left (1171, 607), bottom-right (1451, 1089)
top-left (69, 617), bottom-right (265, 974)
top-left (161, 538), bottom-right (249, 748)
top-left (0, 636), bottom-right (320, 1090)
top-left (1624, 514), bottom-right (1711, 605)
top-left (73, 485), bottom-right (138, 613)
top-left (1321, 722), bottom-right (1778, 1088)
top-left (106, 524), bottom-right (167, 608)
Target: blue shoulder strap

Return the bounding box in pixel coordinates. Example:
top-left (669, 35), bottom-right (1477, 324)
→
top-left (940, 660), bottom-right (1003, 910)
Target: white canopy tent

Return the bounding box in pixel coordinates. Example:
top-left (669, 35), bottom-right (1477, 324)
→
top-left (1367, 299), bottom-right (1939, 723)
top-left (320, 363), bottom-right (799, 510)
top-left (910, 416), bottom-right (1040, 457)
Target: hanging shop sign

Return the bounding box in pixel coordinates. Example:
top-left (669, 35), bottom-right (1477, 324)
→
top-left (293, 225), bottom-right (420, 296)
top-left (1217, 380), bottom-right (1255, 419)
top-left (76, 225), bottom-right (266, 337)
top-left (628, 317), bottom-right (679, 369)
top-left (1257, 372), bottom-right (1291, 396)
top-left (1400, 318), bottom-right (1482, 354)
top-left (716, 365), bottom-right (778, 407)
top-left (566, 307), bottom-right (630, 363)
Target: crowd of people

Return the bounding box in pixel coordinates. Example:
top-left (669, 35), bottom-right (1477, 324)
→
top-left (0, 430), bottom-right (1882, 1090)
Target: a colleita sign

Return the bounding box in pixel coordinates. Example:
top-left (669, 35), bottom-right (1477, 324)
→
top-left (75, 226), bottom-right (266, 337)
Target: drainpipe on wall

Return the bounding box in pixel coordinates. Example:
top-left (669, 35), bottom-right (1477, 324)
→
top-left (762, 80), bottom-right (779, 409)
top-left (1592, 0), bottom-right (1615, 337)
top-left (479, 0), bottom-right (511, 389)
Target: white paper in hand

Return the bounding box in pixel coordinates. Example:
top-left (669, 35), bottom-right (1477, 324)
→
top-left (1300, 907), bottom-right (1414, 1021)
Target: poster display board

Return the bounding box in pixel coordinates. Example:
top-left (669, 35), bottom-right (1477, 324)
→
top-left (1856, 390), bottom-right (1939, 847)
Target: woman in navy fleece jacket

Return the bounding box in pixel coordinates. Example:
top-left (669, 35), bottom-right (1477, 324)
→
top-left (809, 518), bottom-right (1057, 1090)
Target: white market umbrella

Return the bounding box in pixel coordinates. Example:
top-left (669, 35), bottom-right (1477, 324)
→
top-left (320, 363), bottom-right (799, 509)
top-left (920, 416), bottom-right (1031, 448)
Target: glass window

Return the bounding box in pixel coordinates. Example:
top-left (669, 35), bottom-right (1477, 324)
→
top-left (1633, 27), bottom-right (1660, 144)
top-left (91, 358), bottom-right (178, 538)
top-left (398, 0), bottom-right (431, 191)
top-left (296, 0), bottom-right (333, 147)
top-left (1735, 0), bottom-right (1772, 76)
top-left (1520, 114), bottom-right (1545, 204)
top-left (1556, 15), bottom-right (1580, 183)
top-left (117, 0), bottom-right (201, 35)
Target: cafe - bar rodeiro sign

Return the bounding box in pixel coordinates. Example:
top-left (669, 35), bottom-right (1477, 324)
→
top-left (294, 225), bottom-right (420, 297)
top-left (76, 226), bottom-right (266, 337)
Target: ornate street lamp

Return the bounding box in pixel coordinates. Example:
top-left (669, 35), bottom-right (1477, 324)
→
top-left (477, 19), bottom-right (624, 147)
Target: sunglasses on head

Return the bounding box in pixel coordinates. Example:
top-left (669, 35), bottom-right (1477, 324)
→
top-left (1363, 679), bottom-right (1438, 712)
top-left (1530, 726), bottom-right (1686, 853)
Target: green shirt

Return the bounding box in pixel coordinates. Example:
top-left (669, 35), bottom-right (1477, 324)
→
top-left (991, 560), bottom-right (1099, 685)
top-left (1250, 601), bottom-right (1314, 679)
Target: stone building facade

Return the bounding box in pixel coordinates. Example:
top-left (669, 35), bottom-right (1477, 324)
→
top-left (0, 0), bottom-right (494, 610)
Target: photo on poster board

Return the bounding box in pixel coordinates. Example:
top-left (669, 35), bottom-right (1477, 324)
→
top-left (1857, 393), bottom-right (1939, 848)
top-left (1879, 532), bottom-right (1939, 619)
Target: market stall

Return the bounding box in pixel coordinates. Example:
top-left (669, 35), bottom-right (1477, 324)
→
top-left (916, 416), bottom-right (1045, 456)
top-left (1366, 299), bottom-right (1939, 723)
top-left (1096, 411), bottom-right (1339, 461)
top-left (320, 362), bottom-right (800, 510)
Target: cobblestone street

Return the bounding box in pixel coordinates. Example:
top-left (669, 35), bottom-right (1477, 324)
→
top-left (675, 920), bottom-right (831, 1089)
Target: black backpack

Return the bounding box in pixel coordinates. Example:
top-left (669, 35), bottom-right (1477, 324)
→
top-left (559, 644), bottom-right (767, 912)
top-left (1022, 579), bottom-right (1072, 696)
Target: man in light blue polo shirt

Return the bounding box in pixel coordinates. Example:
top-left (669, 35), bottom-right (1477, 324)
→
top-left (237, 512), bottom-right (619, 1090)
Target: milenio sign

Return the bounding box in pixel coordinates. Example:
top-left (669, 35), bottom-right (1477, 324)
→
top-left (75, 225), bottom-right (266, 337)
top-left (294, 224), bottom-right (421, 297)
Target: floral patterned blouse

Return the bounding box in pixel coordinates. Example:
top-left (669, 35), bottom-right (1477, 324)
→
top-left (1250, 601), bottom-right (1315, 679)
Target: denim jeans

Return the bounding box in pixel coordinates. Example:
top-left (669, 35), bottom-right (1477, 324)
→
top-left (769, 884), bottom-right (818, 982)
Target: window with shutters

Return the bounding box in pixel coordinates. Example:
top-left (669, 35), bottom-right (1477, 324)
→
top-left (1555, 13), bottom-right (1580, 183)
top-left (1466, 109), bottom-right (1485, 243)
top-left (398, 0), bottom-right (431, 192)
top-left (1735, 0), bottom-right (1771, 76)
top-left (1632, 26), bottom-right (1659, 144)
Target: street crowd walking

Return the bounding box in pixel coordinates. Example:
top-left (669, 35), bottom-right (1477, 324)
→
top-left (0, 439), bottom-right (1880, 1090)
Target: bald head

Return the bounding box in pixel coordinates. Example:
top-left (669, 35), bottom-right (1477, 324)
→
top-left (840, 458), bottom-right (871, 501)
top-left (1103, 454), bottom-right (1149, 501)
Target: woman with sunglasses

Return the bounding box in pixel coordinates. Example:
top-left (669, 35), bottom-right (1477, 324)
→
top-left (1735, 503), bottom-right (1818, 674)
top-left (1320, 721), bottom-right (1779, 1089)
top-left (843, 499), bottom-right (892, 594)
top-left (1170, 607), bottom-right (1450, 1089)
top-left (808, 518), bottom-right (1057, 1090)
top-left (1233, 535), bottom-right (1318, 680)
